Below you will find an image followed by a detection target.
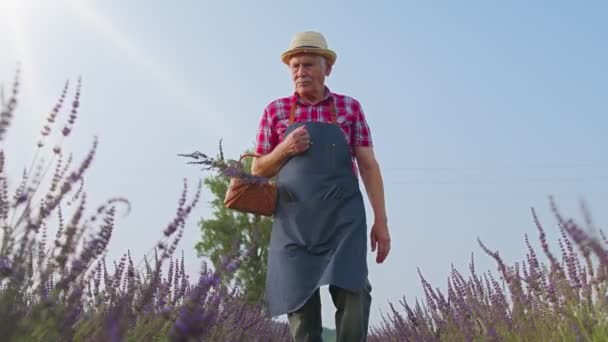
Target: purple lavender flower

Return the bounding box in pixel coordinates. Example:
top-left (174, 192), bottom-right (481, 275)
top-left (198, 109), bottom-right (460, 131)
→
top-left (222, 167), bottom-right (242, 178)
top-left (210, 273), bottom-right (221, 287)
top-left (0, 256), bottom-right (12, 276)
top-left (226, 260), bottom-right (240, 273)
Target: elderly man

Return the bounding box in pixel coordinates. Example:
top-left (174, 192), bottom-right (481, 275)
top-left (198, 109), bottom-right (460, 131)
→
top-left (251, 31), bottom-right (390, 342)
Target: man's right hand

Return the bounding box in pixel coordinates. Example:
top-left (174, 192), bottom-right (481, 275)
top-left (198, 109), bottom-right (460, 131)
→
top-left (281, 125), bottom-right (310, 156)
top-left (252, 125), bottom-right (310, 178)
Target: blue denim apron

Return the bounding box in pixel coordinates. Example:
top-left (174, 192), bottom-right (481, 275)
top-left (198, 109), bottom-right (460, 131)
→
top-left (265, 98), bottom-right (368, 317)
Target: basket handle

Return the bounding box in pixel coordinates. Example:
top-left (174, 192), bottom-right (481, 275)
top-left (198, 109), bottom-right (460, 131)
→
top-left (237, 153), bottom-right (261, 167)
top-left (239, 153), bottom-right (260, 162)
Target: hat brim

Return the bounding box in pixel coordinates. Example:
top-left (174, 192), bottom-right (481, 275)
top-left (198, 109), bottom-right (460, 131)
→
top-left (281, 47), bottom-right (337, 66)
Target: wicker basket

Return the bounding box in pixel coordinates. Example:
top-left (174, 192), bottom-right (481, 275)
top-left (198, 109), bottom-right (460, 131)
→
top-left (223, 153), bottom-right (277, 217)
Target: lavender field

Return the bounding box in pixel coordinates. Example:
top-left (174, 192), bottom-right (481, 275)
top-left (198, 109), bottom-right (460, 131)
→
top-left (368, 199), bottom-right (608, 341)
top-left (2, 72), bottom-right (608, 341)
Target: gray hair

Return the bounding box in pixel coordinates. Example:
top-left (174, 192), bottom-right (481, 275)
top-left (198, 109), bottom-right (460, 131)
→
top-left (318, 55), bottom-right (327, 71)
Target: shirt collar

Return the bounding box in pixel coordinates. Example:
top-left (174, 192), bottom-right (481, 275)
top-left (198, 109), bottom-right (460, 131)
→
top-left (292, 86), bottom-right (332, 105)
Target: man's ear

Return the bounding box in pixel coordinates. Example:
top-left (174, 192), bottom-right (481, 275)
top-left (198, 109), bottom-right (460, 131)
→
top-left (326, 64), bottom-right (333, 77)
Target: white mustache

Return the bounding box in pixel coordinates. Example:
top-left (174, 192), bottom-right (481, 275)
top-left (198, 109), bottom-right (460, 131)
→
top-left (296, 77), bottom-right (313, 84)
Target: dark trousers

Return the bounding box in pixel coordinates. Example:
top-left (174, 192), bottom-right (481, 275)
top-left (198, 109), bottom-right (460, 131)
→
top-left (287, 280), bottom-right (372, 342)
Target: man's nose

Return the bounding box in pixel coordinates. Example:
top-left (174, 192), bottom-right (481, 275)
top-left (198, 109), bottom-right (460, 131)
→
top-left (295, 66), bottom-right (307, 77)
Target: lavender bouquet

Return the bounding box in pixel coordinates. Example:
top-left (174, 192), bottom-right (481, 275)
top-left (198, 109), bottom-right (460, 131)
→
top-left (178, 141), bottom-right (271, 186)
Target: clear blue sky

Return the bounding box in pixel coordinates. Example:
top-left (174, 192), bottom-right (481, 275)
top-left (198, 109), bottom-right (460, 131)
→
top-left (2, 0), bottom-right (607, 329)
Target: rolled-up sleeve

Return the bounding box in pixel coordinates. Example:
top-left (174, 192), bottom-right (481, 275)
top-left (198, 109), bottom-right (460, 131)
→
top-left (255, 106), bottom-right (277, 155)
top-left (352, 100), bottom-right (373, 147)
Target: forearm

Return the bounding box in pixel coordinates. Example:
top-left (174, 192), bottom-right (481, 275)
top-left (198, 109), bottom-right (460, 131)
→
top-left (251, 142), bottom-right (291, 178)
top-left (359, 161), bottom-right (388, 224)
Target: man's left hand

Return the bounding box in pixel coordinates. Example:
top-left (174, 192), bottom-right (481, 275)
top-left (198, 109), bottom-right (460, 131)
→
top-left (370, 221), bottom-right (391, 264)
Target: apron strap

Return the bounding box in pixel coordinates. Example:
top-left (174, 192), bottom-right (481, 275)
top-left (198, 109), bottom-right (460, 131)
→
top-left (289, 97), bottom-right (338, 125)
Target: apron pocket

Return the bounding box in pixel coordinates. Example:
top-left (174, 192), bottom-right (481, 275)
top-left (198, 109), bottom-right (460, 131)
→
top-left (277, 198), bottom-right (346, 253)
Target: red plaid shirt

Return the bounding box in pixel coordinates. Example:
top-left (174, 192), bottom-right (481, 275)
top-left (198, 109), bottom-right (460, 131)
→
top-left (255, 88), bottom-right (373, 174)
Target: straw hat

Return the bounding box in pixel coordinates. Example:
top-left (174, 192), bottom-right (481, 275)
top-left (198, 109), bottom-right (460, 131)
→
top-left (281, 31), bottom-right (337, 66)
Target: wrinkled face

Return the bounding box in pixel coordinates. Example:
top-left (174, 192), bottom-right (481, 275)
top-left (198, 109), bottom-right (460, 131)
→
top-left (288, 54), bottom-right (331, 99)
